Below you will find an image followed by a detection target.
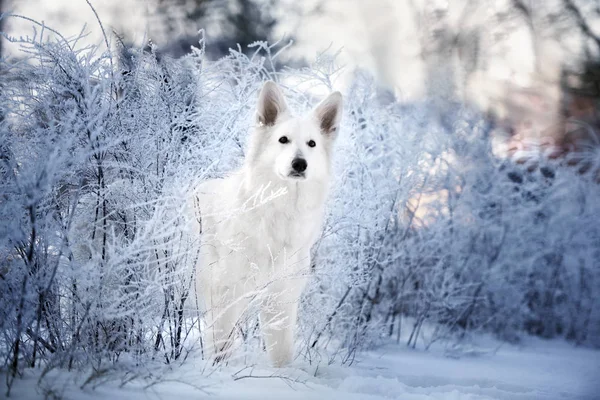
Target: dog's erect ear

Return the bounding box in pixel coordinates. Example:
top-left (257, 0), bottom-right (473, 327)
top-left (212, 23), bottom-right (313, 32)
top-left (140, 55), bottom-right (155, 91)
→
top-left (314, 91), bottom-right (343, 137)
top-left (256, 81), bottom-right (288, 126)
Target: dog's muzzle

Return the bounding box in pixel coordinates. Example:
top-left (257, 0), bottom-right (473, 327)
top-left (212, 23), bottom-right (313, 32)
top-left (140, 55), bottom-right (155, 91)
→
top-left (289, 171), bottom-right (306, 179)
top-left (292, 158), bottom-right (307, 172)
top-left (289, 157), bottom-right (307, 178)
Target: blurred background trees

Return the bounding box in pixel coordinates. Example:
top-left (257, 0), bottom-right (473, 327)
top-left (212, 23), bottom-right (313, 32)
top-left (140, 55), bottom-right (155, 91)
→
top-left (8, 0), bottom-right (596, 153)
top-left (151, 0), bottom-right (278, 58)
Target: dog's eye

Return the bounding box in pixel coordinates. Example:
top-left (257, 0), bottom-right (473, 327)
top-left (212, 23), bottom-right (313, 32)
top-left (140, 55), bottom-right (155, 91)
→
top-left (279, 136), bottom-right (289, 144)
top-left (307, 140), bottom-right (316, 148)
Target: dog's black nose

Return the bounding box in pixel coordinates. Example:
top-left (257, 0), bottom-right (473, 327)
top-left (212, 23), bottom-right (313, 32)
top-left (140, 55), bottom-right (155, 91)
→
top-left (291, 158), bottom-right (307, 173)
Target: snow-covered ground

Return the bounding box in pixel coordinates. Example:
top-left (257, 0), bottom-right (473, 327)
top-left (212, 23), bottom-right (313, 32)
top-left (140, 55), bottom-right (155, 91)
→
top-left (9, 336), bottom-right (599, 400)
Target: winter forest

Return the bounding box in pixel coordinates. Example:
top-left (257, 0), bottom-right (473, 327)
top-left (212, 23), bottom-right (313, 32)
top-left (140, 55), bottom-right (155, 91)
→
top-left (1, 1), bottom-right (599, 399)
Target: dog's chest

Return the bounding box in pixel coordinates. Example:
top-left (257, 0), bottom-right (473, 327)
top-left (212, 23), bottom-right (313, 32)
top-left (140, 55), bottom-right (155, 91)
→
top-left (196, 177), bottom-right (326, 273)
top-left (251, 193), bottom-right (319, 249)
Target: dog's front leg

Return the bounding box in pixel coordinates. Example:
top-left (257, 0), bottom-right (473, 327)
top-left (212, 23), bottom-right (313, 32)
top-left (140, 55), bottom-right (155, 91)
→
top-left (260, 286), bottom-right (301, 367)
top-left (261, 251), bottom-right (310, 367)
top-left (203, 282), bottom-right (250, 364)
top-left (260, 295), bottom-right (291, 366)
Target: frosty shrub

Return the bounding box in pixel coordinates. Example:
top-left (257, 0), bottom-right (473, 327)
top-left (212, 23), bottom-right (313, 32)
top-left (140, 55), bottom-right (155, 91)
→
top-left (1, 15), bottom-right (599, 395)
top-left (0, 20), bottom-right (205, 393)
top-left (305, 99), bottom-right (600, 362)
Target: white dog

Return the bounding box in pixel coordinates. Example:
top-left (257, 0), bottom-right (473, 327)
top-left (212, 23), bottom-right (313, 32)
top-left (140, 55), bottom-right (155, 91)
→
top-left (188, 81), bottom-right (342, 366)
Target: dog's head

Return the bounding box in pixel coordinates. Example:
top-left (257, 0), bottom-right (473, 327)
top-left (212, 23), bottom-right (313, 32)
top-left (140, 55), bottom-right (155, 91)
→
top-left (248, 81), bottom-right (343, 182)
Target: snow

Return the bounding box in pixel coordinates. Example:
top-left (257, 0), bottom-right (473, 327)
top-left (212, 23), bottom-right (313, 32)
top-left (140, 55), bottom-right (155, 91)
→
top-left (9, 337), bottom-right (599, 400)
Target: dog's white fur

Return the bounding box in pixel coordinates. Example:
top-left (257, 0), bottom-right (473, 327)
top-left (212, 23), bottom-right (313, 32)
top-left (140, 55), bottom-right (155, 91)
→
top-left (187, 82), bottom-right (342, 366)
